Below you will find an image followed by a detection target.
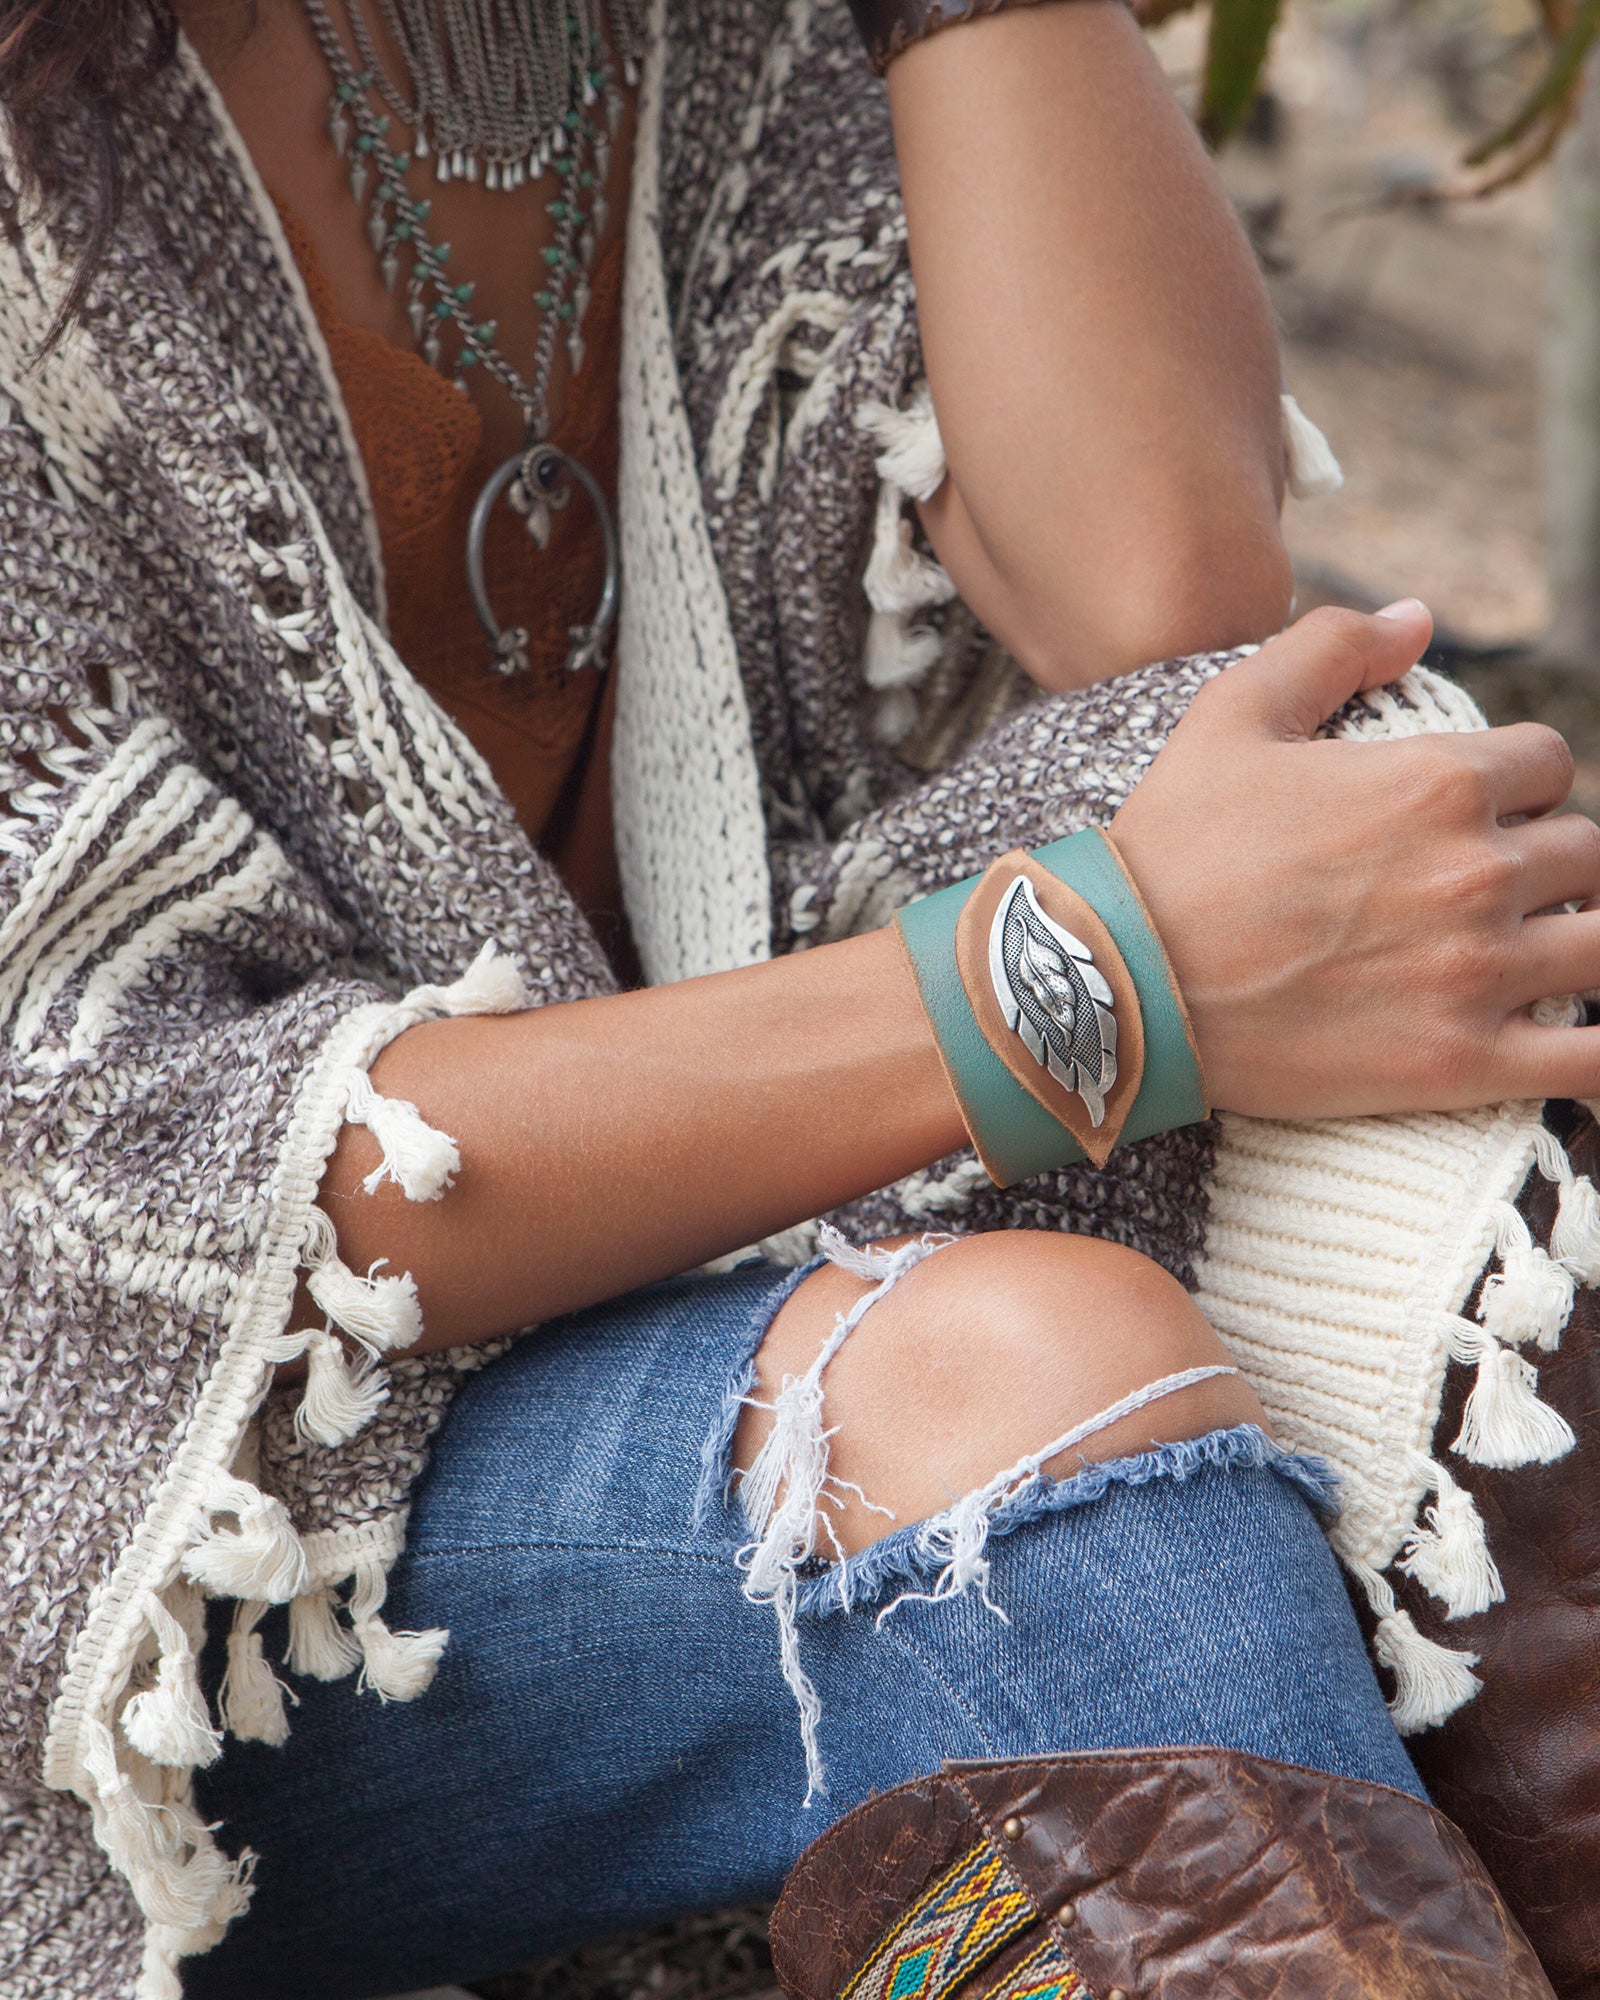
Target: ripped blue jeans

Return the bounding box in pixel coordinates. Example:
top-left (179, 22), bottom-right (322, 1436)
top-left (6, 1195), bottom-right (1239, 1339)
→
top-left (188, 1256), bottom-right (1422, 2000)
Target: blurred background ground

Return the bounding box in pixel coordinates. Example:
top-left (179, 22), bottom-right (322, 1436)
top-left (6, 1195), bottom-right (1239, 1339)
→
top-left (1150, 0), bottom-right (1600, 813)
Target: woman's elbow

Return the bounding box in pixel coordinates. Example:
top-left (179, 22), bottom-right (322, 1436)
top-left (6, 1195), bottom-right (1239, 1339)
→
top-left (1015, 500), bottom-right (1295, 691)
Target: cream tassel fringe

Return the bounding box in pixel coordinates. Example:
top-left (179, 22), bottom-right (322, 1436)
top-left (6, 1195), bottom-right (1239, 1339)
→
top-left (82, 1719), bottom-right (251, 1935)
top-left (300, 1206), bottom-right (422, 1355)
top-left (343, 1067), bottom-right (461, 1202)
top-left (286, 1582), bottom-right (364, 1681)
top-left (1445, 1314), bottom-right (1576, 1470)
top-left (347, 1556), bottom-right (449, 1701)
top-left (1532, 1122), bottom-right (1600, 1285)
top-left (180, 1470), bottom-right (309, 1604)
top-left (1351, 1562), bottom-right (1481, 1735)
top-left (119, 1591), bottom-right (223, 1770)
top-left (295, 1325), bottom-right (392, 1447)
top-left (218, 1600), bottom-right (293, 1746)
top-left (854, 387), bottom-right (956, 746)
top-left (1397, 1454), bottom-right (1504, 1619)
top-left (1477, 1199), bottom-right (1573, 1353)
top-left (1282, 393), bottom-right (1344, 499)
top-left (399, 939), bottom-right (528, 1019)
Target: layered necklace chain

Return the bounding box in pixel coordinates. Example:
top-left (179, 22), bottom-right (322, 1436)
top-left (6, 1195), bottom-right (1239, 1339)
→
top-left (299, 0), bottom-right (646, 673)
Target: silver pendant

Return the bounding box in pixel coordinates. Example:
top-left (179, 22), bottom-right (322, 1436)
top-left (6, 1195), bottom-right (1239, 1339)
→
top-left (408, 297), bottom-right (427, 339)
top-left (467, 444), bottom-right (618, 677)
top-left (328, 107), bottom-right (350, 156)
top-left (367, 210), bottom-right (388, 252)
top-left (988, 876), bottom-right (1117, 1127)
top-left (348, 159), bottom-right (370, 201)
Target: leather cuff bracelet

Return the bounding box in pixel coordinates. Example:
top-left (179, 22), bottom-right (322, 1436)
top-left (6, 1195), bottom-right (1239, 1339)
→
top-left (849, 0), bottom-right (1122, 77)
top-left (895, 828), bottom-right (1207, 1186)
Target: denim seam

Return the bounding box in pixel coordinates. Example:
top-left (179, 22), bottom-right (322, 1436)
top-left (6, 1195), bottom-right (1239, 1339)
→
top-left (872, 1621), bottom-right (1003, 1764)
top-left (404, 1539), bottom-right (739, 1566)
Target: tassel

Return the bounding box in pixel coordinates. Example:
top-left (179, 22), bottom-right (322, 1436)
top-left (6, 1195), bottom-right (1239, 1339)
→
top-left (302, 1208), bottom-right (422, 1354)
top-left (864, 608), bottom-right (944, 691)
top-left (343, 1067), bottom-right (460, 1202)
top-left (1282, 392), bottom-right (1344, 499)
top-left (1478, 1245), bottom-right (1573, 1354)
top-left (857, 385), bottom-right (948, 503)
top-left (295, 1326), bottom-right (391, 1447)
top-left (286, 1583), bottom-right (363, 1681)
top-left (1372, 1608), bottom-right (1482, 1735)
top-left (119, 1592), bottom-right (223, 1769)
top-left (1479, 1200), bottom-right (1573, 1351)
top-left (402, 940), bottom-right (528, 1018)
top-left (82, 1719), bottom-right (180, 1880)
top-left (83, 1719), bottom-right (249, 1935)
top-left (218, 1601), bottom-right (294, 1745)
top-left (135, 1937), bottom-right (184, 2000)
top-left (348, 1558), bottom-right (448, 1701)
top-left (1553, 1175), bottom-right (1600, 1286)
top-left (181, 1472), bottom-right (309, 1604)
top-left (862, 485), bottom-right (955, 620)
top-left (1453, 1341), bottom-right (1576, 1470)
top-left (1397, 1462), bottom-right (1503, 1619)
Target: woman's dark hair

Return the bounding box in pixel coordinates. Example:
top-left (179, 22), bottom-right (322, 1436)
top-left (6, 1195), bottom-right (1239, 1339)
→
top-left (1, 0), bottom-right (178, 333)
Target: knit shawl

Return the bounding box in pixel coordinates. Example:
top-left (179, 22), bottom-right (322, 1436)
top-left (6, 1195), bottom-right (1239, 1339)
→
top-left (0, 1), bottom-right (1591, 1993)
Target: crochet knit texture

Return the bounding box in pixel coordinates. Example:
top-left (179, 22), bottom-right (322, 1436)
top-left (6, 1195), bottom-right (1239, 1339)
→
top-left (0, 0), bottom-right (1590, 1993)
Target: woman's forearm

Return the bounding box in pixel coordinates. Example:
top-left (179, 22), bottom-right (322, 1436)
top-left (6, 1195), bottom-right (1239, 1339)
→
top-left (320, 927), bottom-right (963, 1348)
top-left (887, 0), bottom-right (1293, 687)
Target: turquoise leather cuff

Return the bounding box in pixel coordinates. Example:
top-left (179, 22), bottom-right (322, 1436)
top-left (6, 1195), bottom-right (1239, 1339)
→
top-left (895, 828), bottom-right (1208, 1188)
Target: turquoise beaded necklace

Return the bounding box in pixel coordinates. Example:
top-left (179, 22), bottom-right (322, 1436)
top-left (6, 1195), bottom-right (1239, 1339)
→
top-left (301, 0), bottom-right (643, 674)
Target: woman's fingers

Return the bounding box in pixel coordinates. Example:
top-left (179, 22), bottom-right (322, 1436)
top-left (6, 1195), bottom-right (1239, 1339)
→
top-left (1510, 909), bottom-right (1600, 1009)
top-left (1454, 721), bottom-right (1577, 823)
top-left (1494, 1016), bottom-right (1600, 1105)
top-left (1503, 812), bottom-right (1600, 916)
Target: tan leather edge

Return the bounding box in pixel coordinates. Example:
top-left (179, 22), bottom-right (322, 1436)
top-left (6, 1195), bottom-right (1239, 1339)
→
top-left (955, 850), bottom-right (1144, 1169)
top-left (1099, 828), bottom-right (1208, 1111)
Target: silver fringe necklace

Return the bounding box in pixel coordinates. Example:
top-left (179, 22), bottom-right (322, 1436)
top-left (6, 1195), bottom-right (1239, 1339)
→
top-left (300, 0), bottom-right (648, 673)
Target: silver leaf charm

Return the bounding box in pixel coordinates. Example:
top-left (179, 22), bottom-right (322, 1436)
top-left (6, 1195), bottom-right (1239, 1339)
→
top-left (988, 875), bottom-right (1118, 1127)
top-left (522, 497), bottom-right (552, 549)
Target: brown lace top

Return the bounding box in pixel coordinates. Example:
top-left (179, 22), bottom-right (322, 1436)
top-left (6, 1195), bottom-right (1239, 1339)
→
top-left (276, 199), bottom-right (627, 942)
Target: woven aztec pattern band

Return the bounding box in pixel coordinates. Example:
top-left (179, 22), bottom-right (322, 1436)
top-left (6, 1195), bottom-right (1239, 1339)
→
top-left (896, 829), bottom-right (1207, 1186)
top-left (839, 1843), bottom-right (1037, 2000)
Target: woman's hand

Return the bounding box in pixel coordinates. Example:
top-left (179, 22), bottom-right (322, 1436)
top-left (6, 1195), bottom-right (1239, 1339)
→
top-left (1111, 599), bottom-right (1600, 1118)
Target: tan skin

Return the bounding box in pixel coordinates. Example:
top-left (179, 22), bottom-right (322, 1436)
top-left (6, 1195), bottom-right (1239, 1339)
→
top-left (184, 1), bottom-right (1600, 1558)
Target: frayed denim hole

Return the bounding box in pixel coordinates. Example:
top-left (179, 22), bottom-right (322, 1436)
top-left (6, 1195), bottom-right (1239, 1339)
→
top-left (793, 1423), bottom-right (1340, 1620)
top-left (691, 1255), bottom-right (826, 1533)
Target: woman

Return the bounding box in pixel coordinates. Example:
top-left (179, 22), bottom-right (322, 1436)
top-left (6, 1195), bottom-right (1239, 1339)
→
top-left (0, 0), bottom-right (1591, 1994)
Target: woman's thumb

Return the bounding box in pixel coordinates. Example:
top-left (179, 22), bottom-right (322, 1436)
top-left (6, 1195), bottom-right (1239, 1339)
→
top-left (1198, 599), bottom-right (1433, 743)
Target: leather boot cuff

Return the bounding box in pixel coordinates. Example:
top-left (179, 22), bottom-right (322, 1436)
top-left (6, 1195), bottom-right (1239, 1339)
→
top-left (770, 1746), bottom-right (1555, 2000)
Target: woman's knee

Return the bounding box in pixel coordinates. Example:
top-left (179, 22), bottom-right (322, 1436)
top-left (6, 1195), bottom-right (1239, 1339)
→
top-left (732, 1229), bottom-right (1267, 1555)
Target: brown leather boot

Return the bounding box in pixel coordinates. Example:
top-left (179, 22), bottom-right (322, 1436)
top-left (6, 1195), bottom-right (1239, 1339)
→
top-left (769, 1747), bottom-right (1554, 2000)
